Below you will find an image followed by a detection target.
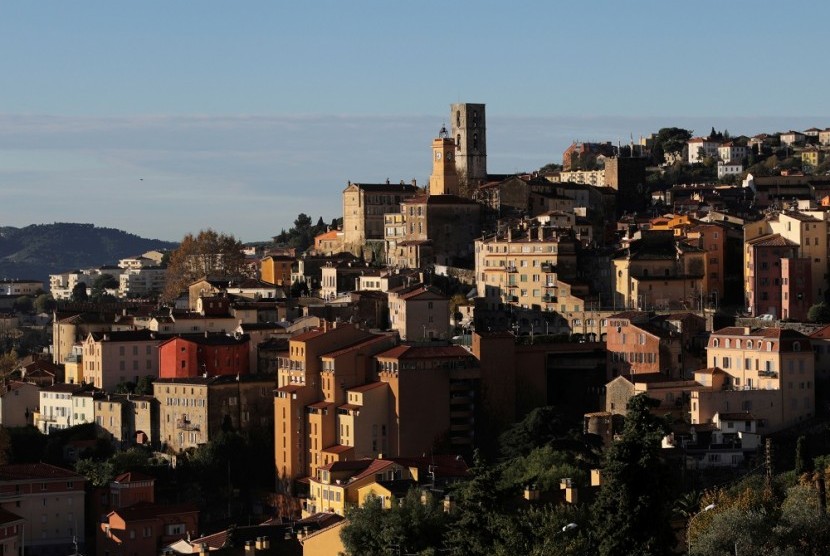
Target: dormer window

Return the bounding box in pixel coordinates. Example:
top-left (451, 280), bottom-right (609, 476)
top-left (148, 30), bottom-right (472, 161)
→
top-left (713, 339), bottom-right (720, 348)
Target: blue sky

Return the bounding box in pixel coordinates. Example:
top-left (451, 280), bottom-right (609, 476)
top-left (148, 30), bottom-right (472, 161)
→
top-left (1, 1), bottom-right (828, 242)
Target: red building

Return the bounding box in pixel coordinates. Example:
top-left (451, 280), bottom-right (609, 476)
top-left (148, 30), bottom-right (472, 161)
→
top-left (99, 502), bottom-right (199, 556)
top-left (745, 234), bottom-right (801, 318)
top-left (159, 333), bottom-right (250, 379)
top-left (781, 258), bottom-right (812, 321)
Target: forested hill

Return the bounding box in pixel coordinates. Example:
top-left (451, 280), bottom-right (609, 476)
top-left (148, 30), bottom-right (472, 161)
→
top-left (0, 223), bottom-right (177, 284)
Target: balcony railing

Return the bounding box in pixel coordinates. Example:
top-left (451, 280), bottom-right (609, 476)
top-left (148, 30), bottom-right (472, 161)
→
top-left (176, 420), bottom-right (200, 431)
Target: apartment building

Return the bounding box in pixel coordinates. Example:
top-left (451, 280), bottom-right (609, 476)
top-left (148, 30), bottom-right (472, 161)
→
top-left (158, 333), bottom-right (249, 379)
top-left (744, 210), bottom-right (827, 310)
top-left (605, 311), bottom-right (706, 380)
top-left (0, 463), bottom-right (86, 556)
top-left (36, 383), bottom-right (88, 433)
top-left (260, 255), bottom-right (295, 286)
top-left (612, 231), bottom-right (705, 310)
top-left (274, 324), bottom-right (389, 480)
top-left (155, 375), bottom-right (274, 451)
top-left (387, 284), bottom-right (450, 341)
top-left (691, 327), bottom-right (814, 433)
top-left (0, 382), bottom-right (40, 428)
top-left (82, 330), bottom-right (160, 391)
top-left (0, 279), bottom-right (43, 296)
top-left (474, 223), bottom-right (580, 312)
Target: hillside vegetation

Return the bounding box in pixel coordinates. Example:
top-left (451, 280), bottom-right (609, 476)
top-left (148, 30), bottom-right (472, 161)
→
top-left (0, 223), bottom-right (177, 283)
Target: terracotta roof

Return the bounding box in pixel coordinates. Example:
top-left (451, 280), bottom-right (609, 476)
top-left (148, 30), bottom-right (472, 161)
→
top-left (110, 501), bottom-right (198, 522)
top-left (0, 463), bottom-right (85, 481)
top-left (339, 403), bottom-right (361, 411)
top-left (349, 382), bottom-right (386, 393)
top-left (291, 328), bottom-right (327, 342)
top-left (0, 508), bottom-right (23, 526)
top-left (113, 471), bottom-right (154, 484)
top-left (322, 445), bottom-right (353, 455)
top-left (695, 367), bottom-right (725, 375)
top-left (746, 233), bottom-right (798, 248)
top-left (350, 459), bottom-right (397, 482)
top-left (376, 344), bottom-right (474, 360)
top-left (320, 334), bottom-right (390, 359)
top-left (308, 401), bottom-right (334, 410)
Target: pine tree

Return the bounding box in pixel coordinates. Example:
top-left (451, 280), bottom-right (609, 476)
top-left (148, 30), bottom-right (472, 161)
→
top-left (591, 394), bottom-right (675, 556)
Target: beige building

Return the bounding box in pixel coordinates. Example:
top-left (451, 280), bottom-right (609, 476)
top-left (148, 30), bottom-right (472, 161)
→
top-left (155, 375), bottom-right (274, 452)
top-left (474, 223), bottom-right (580, 313)
top-left (744, 210), bottom-right (828, 305)
top-left (387, 284), bottom-right (450, 341)
top-left (0, 463), bottom-right (86, 555)
top-left (342, 181), bottom-right (419, 255)
top-left (82, 330), bottom-right (160, 391)
top-left (612, 231), bottom-right (705, 310)
top-left (691, 327), bottom-right (814, 433)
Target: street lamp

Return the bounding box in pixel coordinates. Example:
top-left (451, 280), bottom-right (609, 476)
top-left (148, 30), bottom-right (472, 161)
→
top-left (688, 503), bottom-right (715, 554)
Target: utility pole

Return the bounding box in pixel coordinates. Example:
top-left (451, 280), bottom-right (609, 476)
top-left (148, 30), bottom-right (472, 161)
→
top-left (765, 438), bottom-right (774, 491)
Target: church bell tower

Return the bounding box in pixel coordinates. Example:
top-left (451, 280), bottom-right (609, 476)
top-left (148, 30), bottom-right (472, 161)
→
top-left (428, 125), bottom-right (459, 196)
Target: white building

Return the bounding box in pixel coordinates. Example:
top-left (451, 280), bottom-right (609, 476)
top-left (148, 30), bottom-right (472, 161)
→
top-left (687, 137), bottom-right (720, 163)
top-left (717, 160), bottom-right (744, 180)
top-left (718, 143), bottom-right (748, 163)
top-left (36, 384), bottom-right (86, 433)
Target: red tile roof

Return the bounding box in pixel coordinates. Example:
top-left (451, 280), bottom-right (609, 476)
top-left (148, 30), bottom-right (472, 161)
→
top-left (110, 501), bottom-right (198, 522)
top-left (0, 463), bottom-right (85, 481)
top-left (349, 382), bottom-right (386, 393)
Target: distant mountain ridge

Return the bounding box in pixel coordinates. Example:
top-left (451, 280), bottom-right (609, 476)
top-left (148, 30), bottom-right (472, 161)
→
top-left (0, 223), bottom-right (177, 286)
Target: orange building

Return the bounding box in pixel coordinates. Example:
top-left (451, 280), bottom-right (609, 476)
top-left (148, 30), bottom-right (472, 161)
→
top-left (261, 255), bottom-right (295, 286)
top-left (158, 333), bottom-right (249, 379)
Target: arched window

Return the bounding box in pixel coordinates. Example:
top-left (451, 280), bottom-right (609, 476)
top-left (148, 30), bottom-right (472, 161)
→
top-left (747, 340), bottom-right (753, 349)
top-left (725, 339), bottom-right (731, 348)
top-left (793, 341), bottom-right (801, 352)
top-left (456, 111), bottom-right (461, 127)
top-left (766, 342), bottom-right (773, 351)
top-left (713, 339), bottom-right (720, 347)
top-left (473, 133), bottom-right (478, 150)
top-left (456, 134), bottom-right (461, 150)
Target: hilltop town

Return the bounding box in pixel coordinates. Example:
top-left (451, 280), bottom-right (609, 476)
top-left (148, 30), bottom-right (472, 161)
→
top-left (1, 103), bottom-right (830, 554)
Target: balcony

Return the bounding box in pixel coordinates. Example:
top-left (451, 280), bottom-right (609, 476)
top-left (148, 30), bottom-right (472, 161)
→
top-left (176, 419), bottom-right (200, 431)
top-left (506, 266), bottom-right (518, 273)
top-left (542, 295), bottom-right (558, 304)
top-left (541, 263), bottom-right (554, 273)
top-left (758, 370), bottom-right (778, 379)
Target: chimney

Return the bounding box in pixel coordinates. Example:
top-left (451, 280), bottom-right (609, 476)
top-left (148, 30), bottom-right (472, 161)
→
top-left (523, 484), bottom-right (540, 501)
top-left (538, 226), bottom-right (545, 241)
top-left (507, 227), bottom-right (512, 241)
top-left (560, 477), bottom-right (578, 504)
top-left (411, 178), bottom-right (417, 187)
top-left (244, 540), bottom-right (255, 555)
top-left (198, 543), bottom-right (208, 556)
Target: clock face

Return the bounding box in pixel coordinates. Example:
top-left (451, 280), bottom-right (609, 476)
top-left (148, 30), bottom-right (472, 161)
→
top-left (435, 152), bottom-right (442, 161)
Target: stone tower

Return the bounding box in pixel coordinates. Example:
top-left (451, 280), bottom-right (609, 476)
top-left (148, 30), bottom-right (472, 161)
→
top-left (428, 125), bottom-right (459, 196)
top-left (450, 103), bottom-right (487, 191)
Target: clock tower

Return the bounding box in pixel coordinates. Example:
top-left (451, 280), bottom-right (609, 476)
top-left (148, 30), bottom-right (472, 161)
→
top-left (428, 125), bottom-right (459, 196)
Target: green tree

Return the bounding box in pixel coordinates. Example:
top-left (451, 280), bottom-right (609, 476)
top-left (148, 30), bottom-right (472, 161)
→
top-left (71, 282), bottom-right (88, 302)
top-left (33, 293), bottom-right (56, 314)
top-left (135, 375), bottom-right (155, 396)
top-left (342, 490), bottom-right (448, 556)
top-left (807, 302), bottom-right (830, 323)
top-left (591, 394), bottom-right (674, 556)
top-left (12, 296), bottom-right (33, 313)
top-left (652, 127), bottom-right (693, 163)
top-left (91, 273), bottom-right (119, 300)
top-left (795, 436), bottom-right (810, 475)
top-left (162, 229), bottom-right (249, 301)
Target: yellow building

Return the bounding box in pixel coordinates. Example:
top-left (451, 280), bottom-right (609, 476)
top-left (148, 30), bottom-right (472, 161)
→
top-left (691, 327), bottom-right (814, 432)
top-left (612, 231), bottom-right (705, 310)
top-left (743, 210), bottom-right (828, 305)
